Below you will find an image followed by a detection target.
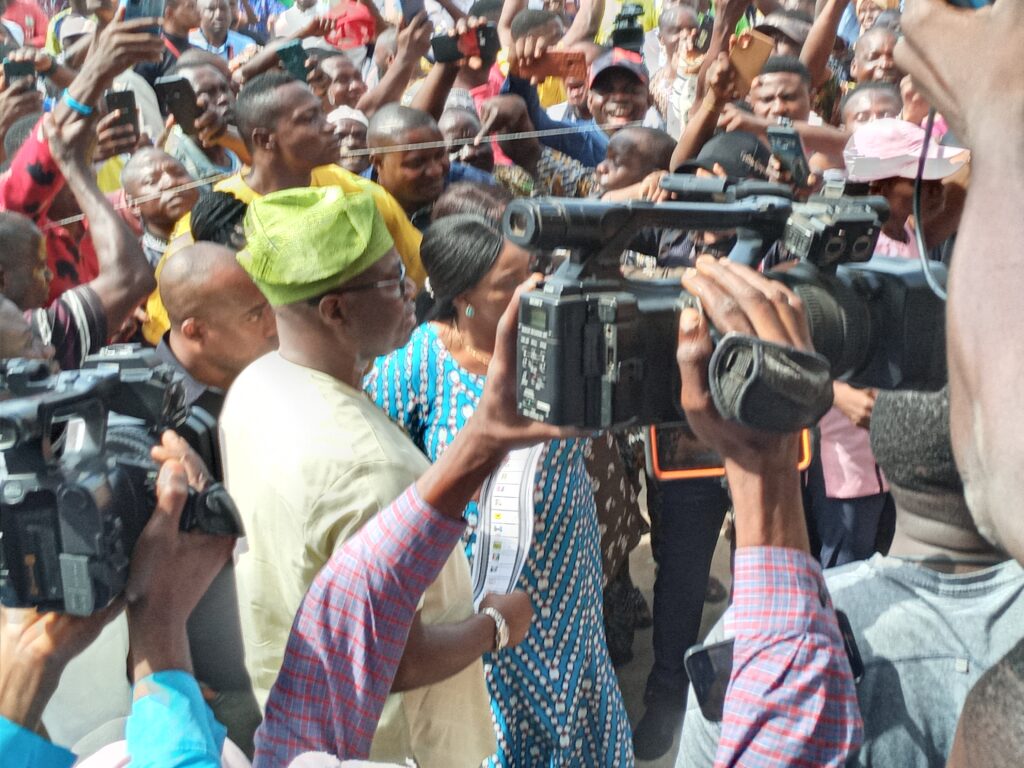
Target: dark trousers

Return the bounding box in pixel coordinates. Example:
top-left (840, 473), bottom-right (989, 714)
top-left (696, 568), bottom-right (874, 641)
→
top-left (643, 476), bottom-right (730, 708)
top-left (804, 453), bottom-right (896, 569)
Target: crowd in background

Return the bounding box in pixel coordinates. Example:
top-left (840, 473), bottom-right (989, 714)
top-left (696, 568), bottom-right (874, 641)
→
top-left (1, 0), bottom-right (1023, 766)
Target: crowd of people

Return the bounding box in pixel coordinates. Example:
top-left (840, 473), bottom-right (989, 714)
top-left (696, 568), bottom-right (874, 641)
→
top-left (0, 0), bottom-right (1021, 766)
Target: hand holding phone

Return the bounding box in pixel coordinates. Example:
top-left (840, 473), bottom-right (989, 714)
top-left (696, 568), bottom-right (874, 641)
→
top-left (121, 0), bottom-right (166, 34)
top-left (767, 125), bottom-right (810, 188)
top-left (103, 89), bottom-right (140, 140)
top-left (276, 39), bottom-right (309, 81)
top-left (728, 30), bottom-right (774, 98)
top-left (509, 51), bottom-right (587, 83)
top-left (431, 23), bottom-right (500, 65)
top-left (154, 75), bottom-right (200, 137)
top-left (3, 58), bottom-right (37, 87)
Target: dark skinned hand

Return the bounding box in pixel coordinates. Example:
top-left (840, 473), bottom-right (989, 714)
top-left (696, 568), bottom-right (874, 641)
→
top-left (677, 256), bottom-right (813, 474)
top-left (93, 108), bottom-right (140, 162)
top-left (0, 75), bottom-right (43, 132)
top-left (896, 0), bottom-right (1023, 148)
top-left (395, 11), bottom-right (433, 66)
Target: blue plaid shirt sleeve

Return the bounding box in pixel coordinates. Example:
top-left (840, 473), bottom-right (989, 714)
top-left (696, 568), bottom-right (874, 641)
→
top-left (253, 485), bottom-right (465, 766)
top-left (715, 547), bottom-right (864, 768)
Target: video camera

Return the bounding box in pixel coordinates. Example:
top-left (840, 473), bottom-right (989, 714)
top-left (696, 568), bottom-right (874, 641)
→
top-left (0, 346), bottom-right (242, 616)
top-left (508, 176), bottom-right (947, 432)
top-left (609, 3), bottom-right (645, 53)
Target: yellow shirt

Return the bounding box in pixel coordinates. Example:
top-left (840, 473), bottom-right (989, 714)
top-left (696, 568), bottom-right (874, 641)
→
top-left (143, 164), bottom-right (424, 344)
top-left (220, 352), bottom-right (495, 767)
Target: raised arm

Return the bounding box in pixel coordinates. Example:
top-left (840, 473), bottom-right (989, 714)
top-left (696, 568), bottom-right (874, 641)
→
top-left (357, 12), bottom-right (432, 117)
top-left (671, 51), bottom-right (738, 171)
top-left (561, 0), bottom-right (604, 47)
top-left (801, 0), bottom-right (851, 90)
top-left (47, 12), bottom-right (164, 333)
top-left (676, 257), bottom-right (862, 766)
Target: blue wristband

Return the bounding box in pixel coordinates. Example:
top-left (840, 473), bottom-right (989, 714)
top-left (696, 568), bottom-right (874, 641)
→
top-left (62, 89), bottom-right (94, 116)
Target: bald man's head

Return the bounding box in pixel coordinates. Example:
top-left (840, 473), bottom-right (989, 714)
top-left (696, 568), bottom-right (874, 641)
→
top-left (367, 104), bottom-right (439, 149)
top-left (160, 243), bottom-right (277, 389)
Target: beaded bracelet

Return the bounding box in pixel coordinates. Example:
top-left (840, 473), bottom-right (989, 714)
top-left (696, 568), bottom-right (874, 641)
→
top-left (62, 89), bottom-right (94, 116)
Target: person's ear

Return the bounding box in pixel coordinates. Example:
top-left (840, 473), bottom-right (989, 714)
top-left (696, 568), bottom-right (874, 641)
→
top-left (252, 126), bottom-right (274, 153)
top-left (181, 316), bottom-right (204, 341)
top-left (317, 292), bottom-right (349, 326)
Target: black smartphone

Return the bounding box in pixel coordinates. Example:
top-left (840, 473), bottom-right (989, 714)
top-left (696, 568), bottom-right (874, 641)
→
top-left (2, 58), bottom-right (36, 86)
top-left (277, 39), bottom-right (309, 81)
top-left (685, 610), bottom-right (864, 722)
top-left (154, 75), bottom-right (200, 137)
top-left (684, 637), bottom-right (733, 722)
top-left (693, 13), bottom-right (714, 54)
top-left (767, 125), bottom-right (810, 188)
top-left (103, 89), bottom-right (140, 139)
top-left (431, 23), bottom-right (500, 64)
top-left (402, 0), bottom-right (425, 25)
top-left (945, 0), bottom-right (995, 5)
top-left (122, 0), bottom-right (165, 34)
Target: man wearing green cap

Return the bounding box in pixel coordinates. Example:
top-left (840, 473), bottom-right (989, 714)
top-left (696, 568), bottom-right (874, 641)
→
top-left (219, 186), bottom-right (532, 767)
top-left (142, 69), bottom-right (427, 345)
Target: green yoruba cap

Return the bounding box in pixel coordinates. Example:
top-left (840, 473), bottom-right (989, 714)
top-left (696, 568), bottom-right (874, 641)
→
top-left (238, 186), bottom-right (395, 306)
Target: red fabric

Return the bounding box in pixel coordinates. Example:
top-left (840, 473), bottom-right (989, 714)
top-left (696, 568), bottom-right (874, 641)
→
top-left (3, 0), bottom-right (47, 48)
top-left (325, 0), bottom-right (376, 50)
top-left (0, 116), bottom-right (98, 304)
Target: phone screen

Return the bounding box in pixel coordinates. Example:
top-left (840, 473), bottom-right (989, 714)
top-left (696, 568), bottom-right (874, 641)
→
top-left (402, 0), bottom-right (426, 24)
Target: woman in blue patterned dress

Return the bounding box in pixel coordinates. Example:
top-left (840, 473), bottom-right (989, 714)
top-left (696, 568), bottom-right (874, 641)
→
top-left (366, 214), bottom-right (633, 767)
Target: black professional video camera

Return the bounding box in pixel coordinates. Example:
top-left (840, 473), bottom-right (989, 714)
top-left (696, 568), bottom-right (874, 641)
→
top-left (508, 176), bottom-right (947, 431)
top-left (609, 3), bottom-right (645, 52)
top-left (0, 346), bottom-right (242, 615)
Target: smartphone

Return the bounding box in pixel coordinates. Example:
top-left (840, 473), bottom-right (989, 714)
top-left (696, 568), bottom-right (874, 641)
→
top-left (103, 89), bottom-right (140, 139)
top-left (2, 58), bottom-right (36, 86)
top-left (767, 125), bottom-right (810, 188)
top-left (121, 0), bottom-right (165, 34)
top-left (431, 23), bottom-right (500, 64)
top-left (685, 609), bottom-right (864, 722)
top-left (693, 13), bottom-right (714, 54)
top-left (684, 637), bottom-right (733, 722)
top-left (277, 39), bottom-right (309, 81)
top-left (402, 0), bottom-right (425, 25)
top-left (154, 75), bottom-right (200, 137)
top-left (945, 0), bottom-right (994, 5)
top-left (510, 50), bottom-right (587, 83)
top-left (729, 29), bottom-right (774, 97)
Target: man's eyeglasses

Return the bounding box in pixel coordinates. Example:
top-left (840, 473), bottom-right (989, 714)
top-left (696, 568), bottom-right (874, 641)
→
top-left (307, 262), bottom-right (408, 306)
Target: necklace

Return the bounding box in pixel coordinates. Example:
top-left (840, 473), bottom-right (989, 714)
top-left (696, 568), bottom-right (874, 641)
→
top-left (445, 323), bottom-right (492, 367)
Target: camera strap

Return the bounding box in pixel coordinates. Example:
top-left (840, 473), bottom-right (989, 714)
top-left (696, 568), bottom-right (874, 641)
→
top-left (708, 333), bottom-right (834, 433)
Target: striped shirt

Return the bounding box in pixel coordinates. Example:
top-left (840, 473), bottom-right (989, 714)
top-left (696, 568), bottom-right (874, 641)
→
top-left (717, 547), bottom-right (864, 767)
top-left (253, 486), bottom-right (465, 766)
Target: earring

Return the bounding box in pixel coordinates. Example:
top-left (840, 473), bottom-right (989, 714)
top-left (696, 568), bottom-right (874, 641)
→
top-left (465, 305), bottom-right (475, 318)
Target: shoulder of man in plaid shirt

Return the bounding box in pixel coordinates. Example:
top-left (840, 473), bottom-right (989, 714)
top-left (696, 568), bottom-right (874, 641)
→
top-left (252, 486), bottom-right (465, 767)
top-left (715, 546), bottom-right (864, 768)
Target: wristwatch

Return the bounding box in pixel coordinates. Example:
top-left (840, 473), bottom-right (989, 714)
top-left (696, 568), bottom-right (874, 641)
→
top-left (481, 606), bottom-right (509, 651)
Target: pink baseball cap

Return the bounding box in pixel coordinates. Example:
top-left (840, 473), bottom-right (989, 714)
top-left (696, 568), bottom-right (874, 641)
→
top-left (844, 118), bottom-right (969, 182)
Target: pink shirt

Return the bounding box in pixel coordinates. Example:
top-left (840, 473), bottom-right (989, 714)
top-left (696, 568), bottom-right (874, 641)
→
top-left (818, 406), bottom-right (887, 499)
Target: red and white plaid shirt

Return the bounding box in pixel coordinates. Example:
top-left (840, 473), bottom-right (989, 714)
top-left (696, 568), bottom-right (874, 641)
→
top-left (717, 547), bottom-right (864, 767)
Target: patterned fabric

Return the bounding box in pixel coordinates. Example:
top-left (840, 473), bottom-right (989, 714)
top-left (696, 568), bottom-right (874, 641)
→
top-left (0, 115), bottom-right (99, 304)
top-left (534, 146), bottom-right (601, 198)
top-left (26, 285), bottom-right (107, 371)
top-left (585, 431), bottom-right (646, 585)
top-left (366, 323), bottom-right (634, 767)
top-left (254, 487), bottom-right (466, 765)
top-left (717, 547), bottom-right (864, 767)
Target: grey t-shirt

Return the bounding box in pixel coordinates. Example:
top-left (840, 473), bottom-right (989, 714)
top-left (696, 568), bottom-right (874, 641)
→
top-left (678, 555), bottom-right (1024, 768)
